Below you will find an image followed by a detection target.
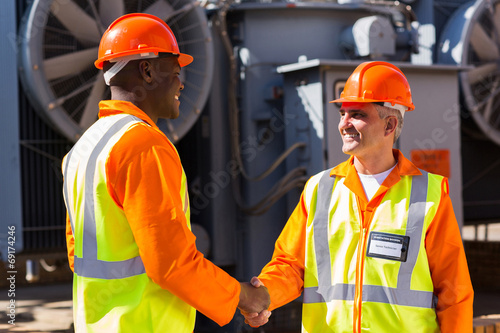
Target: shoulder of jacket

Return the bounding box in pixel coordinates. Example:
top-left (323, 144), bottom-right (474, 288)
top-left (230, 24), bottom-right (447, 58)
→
top-left (413, 168), bottom-right (446, 188)
top-left (122, 119), bottom-right (167, 143)
top-left (303, 169), bottom-right (333, 205)
top-left (108, 119), bottom-right (177, 165)
top-left (423, 171), bottom-right (448, 197)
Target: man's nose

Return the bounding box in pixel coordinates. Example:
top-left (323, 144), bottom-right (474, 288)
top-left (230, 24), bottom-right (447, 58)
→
top-left (339, 114), bottom-right (351, 128)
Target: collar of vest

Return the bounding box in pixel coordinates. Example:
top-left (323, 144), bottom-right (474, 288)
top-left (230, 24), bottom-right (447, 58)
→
top-left (98, 100), bottom-right (158, 130)
top-left (330, 150), bottom-right (422, 178)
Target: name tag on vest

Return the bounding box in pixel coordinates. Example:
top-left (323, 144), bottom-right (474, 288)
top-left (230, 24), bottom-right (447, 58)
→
top-left (366, 232), bottom-right (410, 262)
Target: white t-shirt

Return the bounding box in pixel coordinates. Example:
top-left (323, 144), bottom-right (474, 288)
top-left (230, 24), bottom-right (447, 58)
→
top-left (358, 165), bottom-right (396, 201)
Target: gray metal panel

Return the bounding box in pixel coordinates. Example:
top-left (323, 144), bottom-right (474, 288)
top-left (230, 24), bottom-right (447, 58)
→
top-left (396, 66), bottom-right (463, 228)
top-left (232, 6), bottom-right (378, 279)
top-left (0, 1), bottom-right (23, 261)
top-left (282, 68), bottom-right (326, 174)
top-left (199, 23), bottom-right (238, 267)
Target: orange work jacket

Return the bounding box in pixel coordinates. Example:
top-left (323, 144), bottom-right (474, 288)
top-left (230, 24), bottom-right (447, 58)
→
top-left (258, 150), bottom-right (473, 332)
top-left (65, 100), bottom-right (240, 327)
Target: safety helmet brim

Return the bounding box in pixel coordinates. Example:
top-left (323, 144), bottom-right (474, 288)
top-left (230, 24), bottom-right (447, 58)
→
top-left (94, 51), bottom-right (193, 70)
top-left (329, 97), bottom-right (415, 111)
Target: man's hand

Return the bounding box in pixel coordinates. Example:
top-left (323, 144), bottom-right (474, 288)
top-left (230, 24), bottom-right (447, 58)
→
top-left (239, 277), bottom-right (272, 328)
top-left (238, 276), bottom-right (270, 313)
top-left (241, 308), bottom-right (272, 328)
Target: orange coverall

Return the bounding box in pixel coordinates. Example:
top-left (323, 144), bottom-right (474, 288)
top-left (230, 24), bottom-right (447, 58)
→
top-left (258, 150), bottom-right (474, 332)
top-left (66, 100), bottom-right (240, 326)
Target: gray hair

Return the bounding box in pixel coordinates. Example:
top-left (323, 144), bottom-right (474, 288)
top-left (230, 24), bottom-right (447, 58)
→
top-left (373, 103), bottom-right (404, 143)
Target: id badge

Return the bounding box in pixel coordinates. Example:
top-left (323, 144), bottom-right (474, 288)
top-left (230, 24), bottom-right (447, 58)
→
top-left (366, 231), bottom-right (410, 262)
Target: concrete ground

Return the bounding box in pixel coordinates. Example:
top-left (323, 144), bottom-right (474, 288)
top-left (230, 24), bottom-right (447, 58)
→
top-left (0, 283), bottom-right (73, 333)
top-left (0, 283), bottom-right (499, 332)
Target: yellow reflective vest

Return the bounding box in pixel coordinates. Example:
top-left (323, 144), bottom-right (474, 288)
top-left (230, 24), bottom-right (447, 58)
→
top-left (302, 168), bottom-right (442, 333)
top-left (62, 113), bottom-right (194, 332)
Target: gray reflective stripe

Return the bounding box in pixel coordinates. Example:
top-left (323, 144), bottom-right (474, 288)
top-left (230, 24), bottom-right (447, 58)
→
top-left (304, 283), bottom-right (354, 303)
top-left (83, 116), bottom-right (138, 261)
top-left (63, 149), bottom-right (76, 235)
top-left (74, 255), bottom-right (145, 279)
top-left (309, 171), bottom-right (435, 308)
top-left (363, 285), bottom-right (435, 307)
top-left (304, 285), bottom-right (435, 308)
top-left (67, 115), bottom-right (146, 279)
top-left (184, 187), bottom-right (189, 213)
top-left (398, 171), bottom-right (428, 290)
top-left (313, 170), bottom-right (335, 296)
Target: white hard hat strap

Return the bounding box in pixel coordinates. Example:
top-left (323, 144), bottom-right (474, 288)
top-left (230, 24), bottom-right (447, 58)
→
top-left (103, 52), bottom-right (159, 86)
top-left (104, 60), bottom-right (128, 85)
top-left (382, 102), bottom-right (406, 119)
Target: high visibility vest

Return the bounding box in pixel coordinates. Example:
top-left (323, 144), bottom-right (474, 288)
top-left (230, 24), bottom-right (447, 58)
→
top-left (62, 114), bottom-right (195, 333)
top-left (302, 169), bottom-right (442, 333)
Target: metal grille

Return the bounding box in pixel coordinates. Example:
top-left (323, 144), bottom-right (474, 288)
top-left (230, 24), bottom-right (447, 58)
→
top-left (18, 0), bottom-right (71, 253)
top-left (19, 94), bottom-right (71, 253)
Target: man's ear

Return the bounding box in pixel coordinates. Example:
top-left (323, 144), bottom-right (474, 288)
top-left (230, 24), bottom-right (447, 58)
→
top-left (385, 116), bottom-right (397, 136)
top-left (139, 60), bottom-right (153, 83)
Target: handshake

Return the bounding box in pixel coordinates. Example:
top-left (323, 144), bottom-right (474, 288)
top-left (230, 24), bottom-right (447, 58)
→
top-left (238, 277), bottom-right (272, 327)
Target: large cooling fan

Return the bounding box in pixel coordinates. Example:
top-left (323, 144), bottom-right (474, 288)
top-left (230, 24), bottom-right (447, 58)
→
top-left (438, 0), bottom-right (500, 145)
top-left (18, 0), bottom-right (213, 143)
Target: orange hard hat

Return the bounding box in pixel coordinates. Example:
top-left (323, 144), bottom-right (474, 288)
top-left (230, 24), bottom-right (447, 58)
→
top-left (94, 13), bottom-right (193, 69)
top-left (330, 61), bottom-right (414, 111)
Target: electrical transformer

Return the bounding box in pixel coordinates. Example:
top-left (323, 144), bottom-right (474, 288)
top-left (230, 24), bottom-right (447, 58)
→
top-left (2, 0), bottom-right (500, 331)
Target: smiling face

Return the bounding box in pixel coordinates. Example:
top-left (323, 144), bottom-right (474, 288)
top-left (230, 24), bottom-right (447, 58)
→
top-left (149, 55), bottom-right (184, 120)
top-left (338, 102), bottom-right (392, 160)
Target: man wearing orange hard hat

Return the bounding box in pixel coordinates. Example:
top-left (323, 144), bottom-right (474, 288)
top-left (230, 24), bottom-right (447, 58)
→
top-left (62, 13), bottom-right (269, 332)
top-left (241, 61), bottom-right (474, 332)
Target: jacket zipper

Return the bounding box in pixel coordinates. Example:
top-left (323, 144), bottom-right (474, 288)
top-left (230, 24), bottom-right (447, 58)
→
top-left (354, 195), bottom-right (372, 333)
top-left (354, 226), bottom-right (370, 333)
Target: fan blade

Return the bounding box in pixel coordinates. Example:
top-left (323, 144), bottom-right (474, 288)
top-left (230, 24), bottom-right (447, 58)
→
top-left (50, 0), bottom-right (101, 44)
top-left (464, 62), bottom-right (498, 85)
top-left (470, 22), bottom-right (500, 61)
top-left (494, 3), bottom-right (500, 44)
top-left (165, 119), bottom-right (179, 142)
top-left (180, 94), bottom-right (197, 109)
top-left (484, 79), bottom-right (500, 122)
top-left (165, 3), bottom-right (197, 26)
top-left (99, 0), bottom-right (125, 27)
top-left (44, 47), bottom-right (98, 81)
top-left (143, 0), bottom-right (175, 20)
top-left (470, 84), bottom-right (500, 113)
top-left (79, 74), bottom-right (106, 128)
top-left (48, 80), bottom-right (95, 110)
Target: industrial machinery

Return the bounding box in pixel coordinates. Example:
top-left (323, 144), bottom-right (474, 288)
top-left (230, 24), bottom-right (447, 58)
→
top-left (1, 0), bottom-right (500, 331)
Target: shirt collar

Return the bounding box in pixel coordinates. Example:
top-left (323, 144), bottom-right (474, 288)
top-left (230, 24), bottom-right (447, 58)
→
top-left (330, 149), bottom-right (421, 177)
top-left (98, 100), bottom-right (159, 131)
top-left (329, 149), bottom-right (422, 202)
